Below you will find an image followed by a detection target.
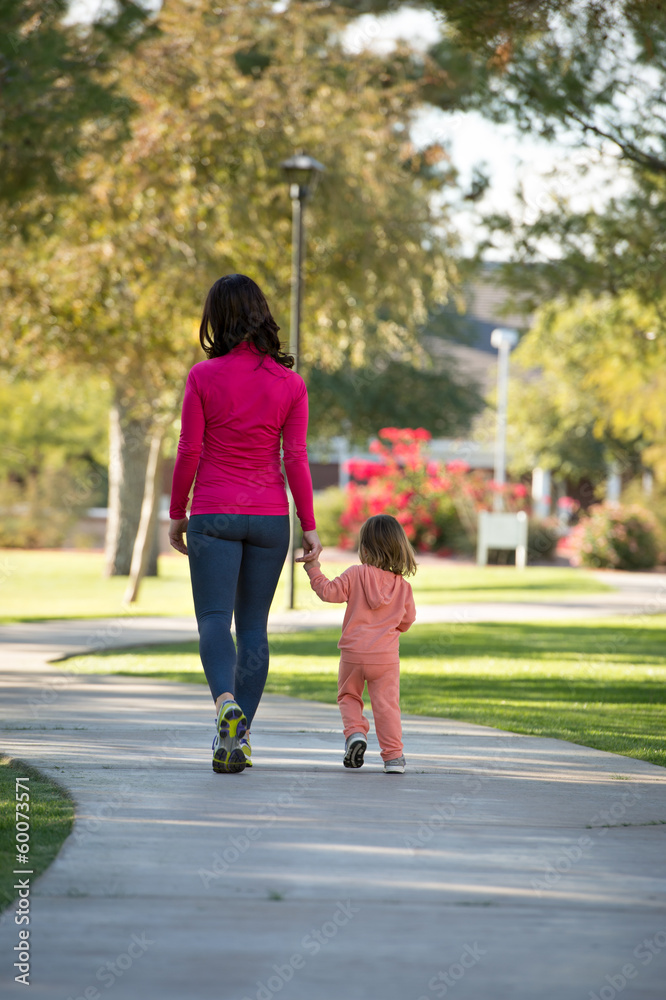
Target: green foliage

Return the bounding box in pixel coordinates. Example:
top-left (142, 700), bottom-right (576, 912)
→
top-left (0, 476), bottom-right (78, 549)
top-left (1, 0), bottom-right (465, 441)
top-left (507, 294), bottom-right (653, 481)
top-left (489, 173), bottom-right (666, 318)
top-left (569, 503), bottom-right (661, 571)
top-left (312, 487), bottom-right (347, 547)
top-left (375, 0), bottom-right (666, 493)
top-left (342, 0), bottom-right (666, 181)
top-left (0, 370), bottom-right (109, 479)
top-left (622, 479), bottom-right (666, 544)
top-left (421, 0), bottom-right (666, 494)
top-left (424, 0), bottom-right (666, 175)
top-left (527, 517), bottom-right (560, 563)
top-left (0, 371), bottom-right (109, 548)
top-left (306, 353), bottom-right (483, 442)
top-left (0, 0), bottom-right (156, 200)
top-left (340, 1), bottom-right (666, 468)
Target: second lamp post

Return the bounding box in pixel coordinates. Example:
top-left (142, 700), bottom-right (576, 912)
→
top-left (490, 327), bottom-right (518, 512)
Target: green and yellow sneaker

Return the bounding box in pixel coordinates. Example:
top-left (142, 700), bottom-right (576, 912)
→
top-left (212, 700), bottom-right (247, 774)
top-left (240, 734), bottom-right (252, 768)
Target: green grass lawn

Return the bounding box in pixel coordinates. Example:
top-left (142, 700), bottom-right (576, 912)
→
top-left (0, 757), bottom-right (74, 912)
top-left (60, 617), bottom-right (666, 767)
top-left (0, 549), bottom-right (612, 622)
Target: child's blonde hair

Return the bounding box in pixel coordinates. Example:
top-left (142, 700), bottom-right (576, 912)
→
top-left (359, 514), bottom-right (417, 577)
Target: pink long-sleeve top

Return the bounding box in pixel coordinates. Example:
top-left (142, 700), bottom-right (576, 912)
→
top-left (169, 341), bottom-right (316, 530)
top-left (305, 562), bottom-right (416, 664)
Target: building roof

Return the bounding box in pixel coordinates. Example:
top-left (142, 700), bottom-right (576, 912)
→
top-left (424, 263), bottom-right (534, 398)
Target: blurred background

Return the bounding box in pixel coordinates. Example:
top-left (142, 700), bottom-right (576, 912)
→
top-left (2, 0), bottom-right (665, 592)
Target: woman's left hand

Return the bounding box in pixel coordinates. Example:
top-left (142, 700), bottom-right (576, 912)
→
top-left (297, 529), bottom-right (323, 563)
top-left (169, 517), bottom-right (189, 555)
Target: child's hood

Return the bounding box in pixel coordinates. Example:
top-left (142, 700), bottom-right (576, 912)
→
top-left (356, 564), bottom-right (404, 609)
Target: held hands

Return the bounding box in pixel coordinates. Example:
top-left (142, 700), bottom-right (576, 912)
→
top-left (169, 517), bottom-right (189, 555)
top-left (301, 558), bottom-right (321, 571)
top-left (296, 529), bottom-right (322, 566)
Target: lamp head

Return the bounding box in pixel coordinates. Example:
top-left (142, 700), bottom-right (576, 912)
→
top-left (490, 327), bottom-right (519, 350)
top-left (280, 153), bottom-right (326, 200)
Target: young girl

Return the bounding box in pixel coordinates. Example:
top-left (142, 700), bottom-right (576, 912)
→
top-left (301, 514), bottom-right (416, 773)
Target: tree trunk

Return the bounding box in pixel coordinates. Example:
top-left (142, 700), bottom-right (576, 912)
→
top-left (145, 506), bottom-right (160, 577)
top-left (104, 397), bottom-right (152, 577)
top-left (123, 429), bottom-right (165, 604)
top-left (105, 343), bottom-right (197, 579)
top-left (145, 468), bottom-right (162, 579)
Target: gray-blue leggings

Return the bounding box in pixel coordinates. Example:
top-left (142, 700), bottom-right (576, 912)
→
top-left (186, 513), bottom-right (290, 726)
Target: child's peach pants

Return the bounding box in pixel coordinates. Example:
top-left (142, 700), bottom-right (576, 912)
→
top-left (338, 656), bottom-right (403, 762)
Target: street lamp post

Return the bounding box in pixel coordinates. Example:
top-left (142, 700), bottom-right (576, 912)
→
top-left (280, 153), bottom-right (325, 610)
top-left (490, 327), bottom-right (518, 512)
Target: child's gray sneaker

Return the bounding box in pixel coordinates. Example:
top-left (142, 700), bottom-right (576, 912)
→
top-left (343, 732), bottom-right (367, 769)
top-left (383, 756), bottom-right (406, 774)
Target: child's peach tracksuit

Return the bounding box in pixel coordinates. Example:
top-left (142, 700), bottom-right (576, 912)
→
top-left (305, 563), bottom-right (416, 761)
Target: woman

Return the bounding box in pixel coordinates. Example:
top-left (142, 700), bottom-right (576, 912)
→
top-left (168, 274), bottom-right (322, 774)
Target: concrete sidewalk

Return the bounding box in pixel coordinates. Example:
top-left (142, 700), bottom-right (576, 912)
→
top-left (1, 622), bottom-right (666, 999)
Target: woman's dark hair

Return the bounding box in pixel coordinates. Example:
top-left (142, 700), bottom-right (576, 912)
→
top-left (359, 514), bottom-right (417, 577)
top-left (199, 274), bottom-right (294, 368)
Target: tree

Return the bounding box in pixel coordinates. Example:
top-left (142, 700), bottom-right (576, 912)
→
top-left (307, 351), bottom-right (483, 443)
top-left (342, 0), bottom-right (666, 173)
top-left (378, 0), bottom-right (666, 490)
top-left (0, 0), bottom-right (155, 200)
top-left (506, 293), bottom-right (659, 484)
top-left (0, 369), bottom-right (109, 547)
top-left (481, 171), bottom-right (666, 318)
top-left (2, 0), bottom-right (470, 583)
top-left (337, 1), bottom-right (666, 279)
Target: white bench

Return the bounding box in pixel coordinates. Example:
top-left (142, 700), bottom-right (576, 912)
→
top-left (476, 511), bottom-right (528, 569)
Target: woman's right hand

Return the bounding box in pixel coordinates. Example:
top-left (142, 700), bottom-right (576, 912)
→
top-left (298, 529), bottom-right (323, 563)
top-left (169, 517), bottom-right (189, 555)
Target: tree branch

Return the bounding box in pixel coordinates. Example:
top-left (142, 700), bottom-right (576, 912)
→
top-left (567, 111), bottom-right (666, 174)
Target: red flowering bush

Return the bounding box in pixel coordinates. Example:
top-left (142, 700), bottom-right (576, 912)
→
top-left (340, 429), bottom-right (456, 551)
top-left (338, 428), bottom-right (530, 553)
top-left (568, 503), bottom-right (660, 570)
